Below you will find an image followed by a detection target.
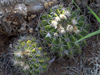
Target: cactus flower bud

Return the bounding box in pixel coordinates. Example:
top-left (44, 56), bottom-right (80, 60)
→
top-left (66, 25), bottom-right (74, 33)
top-left (71, 19), bottom-right (78, 25)
top-left (54, 16), bottom-right (60, 21)
top-left (51, 20), bottom-right (58, 29)
top-left (58, 27), bottom-right (65, 34)
top-left (54, 33), bottom-right (58, 37)
top-left (65, 10), bottom-right (71, 17)
top-left (14, 51), bottom-right (23, 58)
top-left (73, 26), bottom-right (80, 34)
top-left (59, 14), bottom-right (67, 19)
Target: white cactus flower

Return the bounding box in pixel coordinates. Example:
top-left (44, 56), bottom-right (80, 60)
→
top-left (45, 32), bottom-right (51, 38)
top-left (66, 25), bottom-right (74, 33)
top-left (14, 51), bottom-right (23, 57)
top-left (54, 16), bottom-right (60, 22)
top-left (65, 10), bottom-right (71, 17)
top-left (54, 33), bottom-right (58, 37)
top-left (73, 26), bottom-right (80, 34)
top-left (59, 14), bottom-right (67, 19)
top-left (24, 49), bottom-right (31, 56)
top-left (71, 19), bottom-right (78, 25)
top-left (23, 65), bottom-right (30, 70)
top-left (58, 27), bottom-right (65, 34)
top-left (51, 20), bottom-right (58, 29)
top-left (74, 29), bottom-right (80, 34)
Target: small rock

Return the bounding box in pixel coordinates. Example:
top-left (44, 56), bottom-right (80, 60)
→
top-left (14, 4), bottom-right (27, 16)
top-left (27, 3), bottom-right (44, 13)
top-left (25, 0), bottom-right (41, 6)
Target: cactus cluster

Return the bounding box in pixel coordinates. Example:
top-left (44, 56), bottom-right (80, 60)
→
top-left (39, 5), bottom-right (89, 57)
top-left (12, 35), bottom-right (50, 75)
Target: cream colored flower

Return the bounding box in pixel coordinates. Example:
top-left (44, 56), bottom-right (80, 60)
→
top-left (59, 14), bottom-right (67, 19)
top-left (74, 29), bottom-right (80, 34)
top-left (54, 33), bottom-right (58, 37)
top-left (73, 26), bottom-right (80, 34)
top-left (71, 19), bottom-right (78, 25)
top-left (54, 16), bottom-right (60, 22)
top-left (66, 25), bottom-right (74, 33)
top-left (14, 51), bottom-right (23, 57)
top-left (65, 10), bottom-right (71, 17)
top-left (58, 27), bottom-right (65, 34)
top-left (51, 20), bottom-right (58, 29)
top-left (24, 49), bottom-right (31, 56)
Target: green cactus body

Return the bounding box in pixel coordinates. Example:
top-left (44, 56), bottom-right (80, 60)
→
top-left (39, 5), bottom-right (89, 57)
top-left (12, 35), bottom-right (50, 75)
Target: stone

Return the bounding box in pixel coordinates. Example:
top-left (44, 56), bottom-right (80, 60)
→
top-left (25, 0), bottom-right (41, 6)
top-left (14, 4), bottom-right (27, 16)
top-left (27, 3), bottom-right (44, 13)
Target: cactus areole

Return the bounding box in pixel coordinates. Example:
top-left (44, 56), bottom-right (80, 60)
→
top-left (39, 5), bottom-right (89, 57)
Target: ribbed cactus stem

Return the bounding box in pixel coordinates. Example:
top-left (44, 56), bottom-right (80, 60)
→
top-left (39, 5), bottom-right (89, 58)
top-left (12, 35), bottom-right (50, 75)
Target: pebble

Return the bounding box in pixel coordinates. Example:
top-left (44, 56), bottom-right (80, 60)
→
top-left (25, 0), bottom-right (41, 6)
top-left (27, 3), bottom-right (44, 13)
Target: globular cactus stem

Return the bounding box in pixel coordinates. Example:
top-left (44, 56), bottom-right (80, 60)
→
top-left (12, 35), bottom-right (50, 75)
top-left (39, 5), bottom-right (90, 58)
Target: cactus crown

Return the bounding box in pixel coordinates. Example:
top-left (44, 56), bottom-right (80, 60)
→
top-left (39, 5), bottom-right (89, 58)
top-left (12, 35), bottom-right (50, 75)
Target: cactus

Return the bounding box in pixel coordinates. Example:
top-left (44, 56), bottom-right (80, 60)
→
top-left (39, 5), bottom-right (89, 58)
top-left (12, 35), bottom-right (50, 75)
